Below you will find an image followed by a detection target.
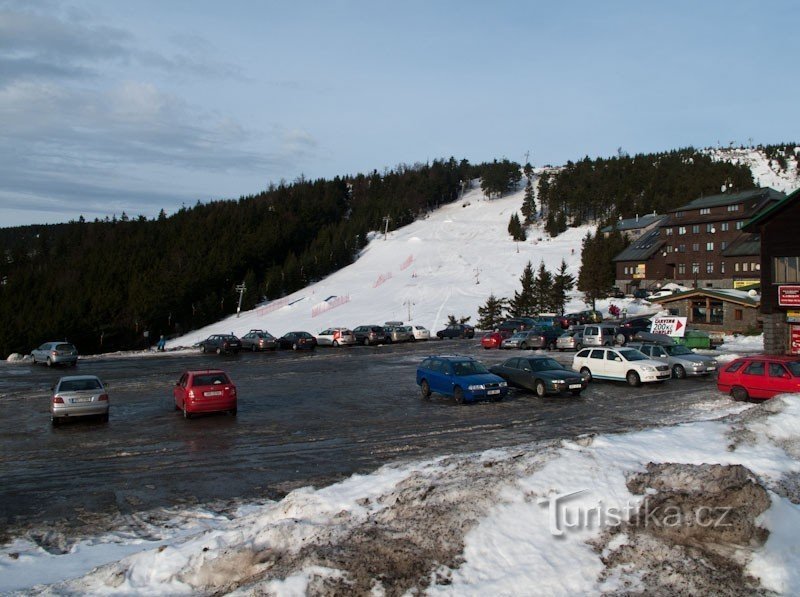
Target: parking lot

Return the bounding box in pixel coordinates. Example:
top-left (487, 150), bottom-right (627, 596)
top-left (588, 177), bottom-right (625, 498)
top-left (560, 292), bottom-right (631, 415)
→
top-left (0, 340), bottom-right (731, 542)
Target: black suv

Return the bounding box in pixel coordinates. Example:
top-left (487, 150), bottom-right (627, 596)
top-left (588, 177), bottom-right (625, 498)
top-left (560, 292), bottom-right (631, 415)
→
top-left (436, 324), bottom-right (475, 339)
top-left (353, 325), bottom-right (390, 345)
top-left (198, 334), bottom-right (241, 354)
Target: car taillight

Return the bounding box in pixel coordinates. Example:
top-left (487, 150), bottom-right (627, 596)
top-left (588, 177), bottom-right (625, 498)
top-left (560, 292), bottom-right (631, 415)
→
top-left (51, 350), bottom-right (58, 356)
top-left (52, 396), bottom-right (64, 403)
top-left (188, 390), bottom-right (195, 399)
top-left (98, 394), bottom-right (109, 401)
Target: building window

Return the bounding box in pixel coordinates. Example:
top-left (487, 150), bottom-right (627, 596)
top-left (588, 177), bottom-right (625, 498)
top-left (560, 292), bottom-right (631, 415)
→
top-left (665, 245), bottom-right (673, 253)
top-left (706, 223), bottom-right (714, 232)
top-left (692, 243), bottom-right (700, 252)
top-left (773, 257), bottom-right (800, 283)
top-left (752, 262), bottom-right (759, 271)
top-left (736, 221), bottom-right (744, 230)
top-left (727, 204), bottom-right (740, 212)
top-left (678, 263), bottom-right (686, 275)
top-left (742, 262), bottom-right (749, 272)
top-left (706, 242), bottom-right (713, 251)
top-left (678, 226), bottom-right (687, 235)
top-left (691, 299), bottom-right (724, 325)
top-left (720, 261), bottom-right (726, 274)
top-left (692, 262), bottom-right (700, 274)
top-left (700, 208), bottom-right (711, 215)
top-left (721, 241), bottom-right (727, 250)
top-left (706, 262), bottom-right (714, 274)
top-left (675, 210), bottom-right (685, 218)
top-left (720, 222), bottom-right (729, 231)
top-left (678, 244), bottom-right (686, 253)
top-left (734, 309), bottom-right (743, 321)
top-left (665, 228), bottom-right (673, 236)
top-left (735, 263), bottom-right (740, 272)
top-left (692, 224), bottom-right (700, 234)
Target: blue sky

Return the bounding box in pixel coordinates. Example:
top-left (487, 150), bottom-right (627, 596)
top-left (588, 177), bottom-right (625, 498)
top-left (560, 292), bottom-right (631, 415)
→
top-left (1, 0), bottom-right (797, 226)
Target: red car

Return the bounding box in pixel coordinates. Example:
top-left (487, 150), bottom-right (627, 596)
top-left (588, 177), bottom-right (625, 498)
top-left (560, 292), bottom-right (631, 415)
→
top-left (481, 332), bottom-right (503, 349)
top-left (174, 369), bottom-right (237, 418)
top-left (717, 355), bottom-right (800, 401)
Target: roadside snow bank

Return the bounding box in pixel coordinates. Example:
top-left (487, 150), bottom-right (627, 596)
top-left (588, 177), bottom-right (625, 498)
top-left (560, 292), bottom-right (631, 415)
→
top-left (718, 333), bottom-right (764, 352)
top-left (4, 397), bottom-right (800, 595)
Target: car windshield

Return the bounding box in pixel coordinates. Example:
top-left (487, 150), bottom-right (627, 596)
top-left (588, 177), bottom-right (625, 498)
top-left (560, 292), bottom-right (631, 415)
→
top-left (787, 361), bottom-right (800, 376)
top-left (665, 345), bottom-right (694, 356)
top-left (510, 333), bottom-right (526, 339)
top-left (296, 332), bottom-right (312, 338)
top-left (529, 358), bottom-right (564, 371)
top-left (193, 373), bottom-right (230, 386)
top-left (59, 378), bottom-right (101, 391)
top-left (452, 360), bottom-right (489, 376)
top-left (618, 349), bottom-right (648, 361)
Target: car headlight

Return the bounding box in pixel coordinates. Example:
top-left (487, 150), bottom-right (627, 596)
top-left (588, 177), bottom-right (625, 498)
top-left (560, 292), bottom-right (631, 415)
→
top-left (468, 384), bottom-right (486, 391)
top-left (552, 379), bottom-right (565, 384)
top-left (691, 363), bottom-right (703, 369)
top-left (498, 381), bottom-right (507, 387)
top-left (710, 360), bottom-right (718, 367)
top-left (641, 366), bottom-right (655, 372)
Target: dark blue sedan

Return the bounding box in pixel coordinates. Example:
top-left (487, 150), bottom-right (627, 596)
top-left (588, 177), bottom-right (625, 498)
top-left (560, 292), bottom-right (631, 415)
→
top-left (416, 355), bottom-right (508, 404)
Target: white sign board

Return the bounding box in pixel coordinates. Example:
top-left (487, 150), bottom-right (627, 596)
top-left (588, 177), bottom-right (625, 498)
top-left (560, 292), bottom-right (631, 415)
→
top-left (650, 316), bottom-right (687, 337)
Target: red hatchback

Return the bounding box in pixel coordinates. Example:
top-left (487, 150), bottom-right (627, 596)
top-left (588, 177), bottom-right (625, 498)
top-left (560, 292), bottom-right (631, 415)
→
top-left (717, 355), bottom-right (800, 401)
top-left (174, 369), bottom-right (237, 418)
top-left (481, 332), bottom-right (503, 349)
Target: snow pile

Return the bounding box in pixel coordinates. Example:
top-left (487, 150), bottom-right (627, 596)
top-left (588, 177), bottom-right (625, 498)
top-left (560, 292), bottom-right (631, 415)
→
top-left (718, 333), bottom-right (764, 353)
top-left (5, 396), bottom-right (800, 595)
top-left (5, 352), bottom-right (28, 363)
top-left (706, 146), bottom-right (800, 194)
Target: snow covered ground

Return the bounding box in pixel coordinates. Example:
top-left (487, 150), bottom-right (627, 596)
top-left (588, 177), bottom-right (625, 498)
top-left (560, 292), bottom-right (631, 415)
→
top-left (4, 395), bottom-right (800, 595)
top-left (706, 146), bottom-right (800, 194)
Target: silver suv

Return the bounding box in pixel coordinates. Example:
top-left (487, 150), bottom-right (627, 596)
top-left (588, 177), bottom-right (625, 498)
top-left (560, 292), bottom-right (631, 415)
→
top-left (582, 325), bottom-right (623, 347)
top-left (627, 342), bottom-right (718, 379)
top-left (31, 341), bottom-right (78, 367)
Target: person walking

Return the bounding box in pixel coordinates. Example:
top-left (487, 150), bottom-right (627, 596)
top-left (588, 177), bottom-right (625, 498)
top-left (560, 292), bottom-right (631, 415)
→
top-left (157, 335), bottom-right (166, 352)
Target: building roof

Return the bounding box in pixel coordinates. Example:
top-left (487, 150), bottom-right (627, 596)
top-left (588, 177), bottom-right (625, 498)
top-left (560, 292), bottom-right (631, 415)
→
top-left (743, 186), bottom-right (800, 231)
top-left (655, 287), bottom-right (760, 308)
top-left (600, 213), bottom-right (665, 234)
top-left (669, 187), bottom-right (785, 213)
top-left (720, 233), bottom-right (760, 257)
top-left (612, 227), bottom-right (665, 262)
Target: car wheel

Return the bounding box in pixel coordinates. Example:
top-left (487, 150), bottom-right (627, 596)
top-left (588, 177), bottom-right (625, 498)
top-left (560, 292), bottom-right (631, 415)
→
top-left (385, 337), bottom-right (392, 344)
top-left (627, 370), bottom-right (641, 387)
top-left (420, 380), bottom-right (431, 400)
top-left (575, 343), bottom-right (583, 351)
top-left (580, 367), bottom-right (592, 382)
top-left (548, 341), bottom-right (557, 351)
top-left (183, 404), bottom-right (191, 419)
top-left (292, 343), bottom-right (298, 351)
top-left (570, 390), bottom-right (582, 396)
top-left (31, 354), bottom-right (37, 364)
top-left (46, 357), bottom-right (53, 367)
top-left (731, 386), bottom-right (749, 402)
top-left (216, 347), bottom-right (222, 355)
top-left (251, 344), bottom-right (258, 352)
top-left (535, 380), bottom-right (547, 398)
top-left (333, 340), bottom-right (339, 347)
top-left (672, 364), bottom-right (686, 379)
top-left (51, 416), bottom-right (59, 427)
top-left (200, 345), bottom-right (206, 353)
top-left (229, 408), bottom-right (237, 416)
top-left (616, 333), bottom-right (626, 346)
top-left (174, 402), bottom-right (181, 411)
top-left (453, 386), bottom-right (464, 404)
top-left (101, 413), bottom-right (109, 423)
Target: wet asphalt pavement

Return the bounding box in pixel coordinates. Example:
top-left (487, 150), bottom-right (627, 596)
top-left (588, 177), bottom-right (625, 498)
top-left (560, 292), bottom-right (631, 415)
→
top-left (0, 340), bottom-right (728, 540)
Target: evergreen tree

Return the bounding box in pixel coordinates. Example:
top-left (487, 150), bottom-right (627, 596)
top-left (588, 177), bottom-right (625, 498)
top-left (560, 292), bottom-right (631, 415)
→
top-left (521, 178), bottom-right (536, 224)
top-left (532, 261), bottom-right (553, 313)
top-left (550, 259), bottom-right (575, 314)
top-left (507, 212), bottom-right (526, 241)
top-left (577, 230), bottom-right (626, 309)
top-left (508, 261), bottom-right (536, 317)
top-left (477, 293), bottom-right (507, 330)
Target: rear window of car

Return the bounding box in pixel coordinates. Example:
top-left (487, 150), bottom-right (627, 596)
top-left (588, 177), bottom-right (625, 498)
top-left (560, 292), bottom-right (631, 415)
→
top-left (788, 361), bottom-right (800, 377)
top-left (193, 373), bottom-right (230, 386)
top-left (743, 361), bottom-right (765, 376)
top-left (59, 378), bottom-right (101, 391)
top-left (452, 360), bottom-right (489, 375)
top-left (56, 344), bottom-right (76, 351)
top-left (576, 349), bottom-right (590, 358)
top-left (590, 350), bottom-right (605, 359)
top-left (725, 360), bottom-right (745, 373)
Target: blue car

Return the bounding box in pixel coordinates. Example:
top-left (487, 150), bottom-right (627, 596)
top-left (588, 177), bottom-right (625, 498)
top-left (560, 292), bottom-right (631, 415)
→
top-left (416, 355), bottom-right (508, 404)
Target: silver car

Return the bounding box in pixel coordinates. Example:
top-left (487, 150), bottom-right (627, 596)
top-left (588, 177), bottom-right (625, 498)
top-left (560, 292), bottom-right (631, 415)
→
top-left (31, 341), bottom-right (78, 367)
top-left (384, 325), bottom-right (412, 343)
top-left (556, 328), bottom-right (585, 351)
top-left (50, 375), bottom-right (109, 425)
top-left (627, 342), bottom-right (718, 379)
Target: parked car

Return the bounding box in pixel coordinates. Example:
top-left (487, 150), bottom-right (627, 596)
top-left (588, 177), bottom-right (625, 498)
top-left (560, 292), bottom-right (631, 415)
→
top-left (31, 341), bottom-right (78, 367)
top-left (564, 310), bottom-right (603, 325)
top-left (533, 315), bottom-right (561, 328)
top-left (606, 286), bottom-right (626, 299)
top-left (645, 289), bottom-right (675, 302)
top-left (556, 327), bottom-right (585, 351)
top-left (50, 375), bottom-right (109, 425)
top-left (497, 318), bottom-right (537, 338)
top-left (490, 356), bottom-right (586, 397)
top-left (198, 334), bottom-right (241, 355)
top-left (412, 326), bottom-right (431, 341)
top-left (239, 329), bottom-right (277, 351)
top-left (572, 347), bottom-right (671, 386)
top-left (501, 327), bottom-right (561, 350)
top-left (481, 332), bottom-right (503, 349)
top-left (385, 325), bottom-right (413, 343)
top-left (632, 288), bottom-right (649, 299)
top-left (277, 331), bottom-right (317, 350)
top-left (582, 324), bottom-right (624, 347)
top-left (316, 327), bottom-right (356, 347)
top-left (717, 356), bottom-right (800, 401)
top-left (353, 325), bottom-right (390, 345)
top-left (627, 342), bottom-right (718, 379)
top-left (416, 355), bottom-right (508, 403)
top-left (173, 369), bottom-right (237, 418)
top-left (618, 317), bottom-right (652, 338)
top-left (436, 324), bottom-right (475, 339)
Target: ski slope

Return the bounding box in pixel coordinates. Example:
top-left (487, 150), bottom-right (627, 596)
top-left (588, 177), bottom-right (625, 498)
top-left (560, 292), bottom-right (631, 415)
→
top-left (170, 182), bottom-right (595, 348)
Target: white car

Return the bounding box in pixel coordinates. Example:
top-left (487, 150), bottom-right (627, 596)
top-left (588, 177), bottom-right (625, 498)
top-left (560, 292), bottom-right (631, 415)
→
top-left (571, 346), bottom-right (671, 387)
top-left (412, 326), bottom-right (431, 341)
top-left (645, 289), bottom-right (675, 302)
top-left (315, 328), bottom-right (356, 346)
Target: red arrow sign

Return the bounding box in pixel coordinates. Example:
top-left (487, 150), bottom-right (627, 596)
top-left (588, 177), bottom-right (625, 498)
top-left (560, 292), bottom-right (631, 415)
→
top-left (675, 320), bottom-right (683, 331)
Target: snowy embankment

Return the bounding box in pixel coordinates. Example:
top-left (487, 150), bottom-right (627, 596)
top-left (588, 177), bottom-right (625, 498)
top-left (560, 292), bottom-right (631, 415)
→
top-left (706, 146), bottom-right (800, 194)
top-left (166, 181), bottom-right (653, 349)
top-left (4, 396), bottom-right (800, 595)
